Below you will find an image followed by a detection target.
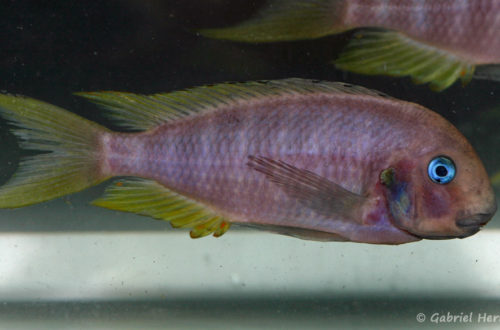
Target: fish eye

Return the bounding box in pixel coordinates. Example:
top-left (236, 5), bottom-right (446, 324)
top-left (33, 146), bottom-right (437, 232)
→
top-left (427, 156), bottom-right (456, 184)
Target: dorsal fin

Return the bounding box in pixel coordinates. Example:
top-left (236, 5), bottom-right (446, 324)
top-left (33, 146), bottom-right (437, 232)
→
top-left (75, 78), bottom-right (391, 130)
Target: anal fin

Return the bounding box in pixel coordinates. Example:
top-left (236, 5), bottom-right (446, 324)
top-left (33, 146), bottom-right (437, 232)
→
top-left (242, 223), bottom-right (349, 242)
top-left (335, 30), bottom-right (475, 91)
top-left (92, 178), bottom-right (230, 238)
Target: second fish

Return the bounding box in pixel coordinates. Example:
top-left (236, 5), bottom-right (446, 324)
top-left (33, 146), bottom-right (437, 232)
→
top-left (201, 0), bottom-right (500, 91)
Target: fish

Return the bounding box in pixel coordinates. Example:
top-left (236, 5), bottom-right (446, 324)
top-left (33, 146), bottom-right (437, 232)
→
top-left (200, 0), bottom-right (500, 91)
top-left (0, 79), bottom-right (496, 244)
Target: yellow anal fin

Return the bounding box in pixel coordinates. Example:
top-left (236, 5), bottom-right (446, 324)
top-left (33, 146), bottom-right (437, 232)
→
top-left (335, 30), bottom-right (475, 91)
top-left (190, 217), bottom-right (231, 238)
top-left (92, 178), bottom-right (230, 238)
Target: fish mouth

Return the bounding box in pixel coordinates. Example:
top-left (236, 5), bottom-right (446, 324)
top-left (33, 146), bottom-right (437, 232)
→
top-left (414, 210), bottom-right (496, 240)
top-left (417, 231), bottom-right (479, 240)
top-left (416, 227), bottom-right (481, 240)
top-left (451, 210), bottom-right (496, 239)
top-left (456, 213), bottom-right (493, 229)
top-left (456, 201), bottom-right (497, 230)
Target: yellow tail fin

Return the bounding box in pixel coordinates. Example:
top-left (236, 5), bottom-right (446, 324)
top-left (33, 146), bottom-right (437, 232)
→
top-left (0, 94), bottom-right (110, 208)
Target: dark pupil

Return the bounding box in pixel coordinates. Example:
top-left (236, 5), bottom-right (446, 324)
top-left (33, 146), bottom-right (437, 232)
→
top-left (435, 165), bottom-right (448, 177)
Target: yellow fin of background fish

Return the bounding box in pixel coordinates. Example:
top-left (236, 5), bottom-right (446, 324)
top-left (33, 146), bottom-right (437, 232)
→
top-left (199, 0), bottom-right (345, 42)
top-left (92, 178), bottom-right (231, 238)
top-left (335, 30), bottom-right (475, 91)
top-left (0, 94), bottom-right (110, 208)
top-left (492, 171), bottom-right (500, 188)
top-left (76, 79), bottom-right (391, 130)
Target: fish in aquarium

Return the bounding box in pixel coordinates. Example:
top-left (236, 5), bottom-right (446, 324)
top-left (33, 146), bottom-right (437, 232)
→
top-left (0, 79), bottom-right (496, 244)
top-left (200, 0), bottom-right (500, 91)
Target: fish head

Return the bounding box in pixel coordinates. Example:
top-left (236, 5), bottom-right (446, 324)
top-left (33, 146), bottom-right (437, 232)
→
top-left (380, 147), bottom-right (496, 239)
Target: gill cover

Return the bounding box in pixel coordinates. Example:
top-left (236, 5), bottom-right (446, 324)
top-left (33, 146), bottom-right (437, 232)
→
top-left (380, 168), bottom-right (414, 231)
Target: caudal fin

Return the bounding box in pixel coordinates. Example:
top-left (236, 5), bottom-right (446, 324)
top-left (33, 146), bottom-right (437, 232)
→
top-left (0, 94), bottom-right (110, 208)
top-left (200, 0), bottom-right (347, 42)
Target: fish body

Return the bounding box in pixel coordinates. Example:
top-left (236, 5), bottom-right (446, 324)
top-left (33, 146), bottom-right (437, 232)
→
top-left (0, 79), bottom-right (496, 244)
top-left (201, 0), bottom-right (500, 90)
top-left (342, 0), bottom-right (499, 65)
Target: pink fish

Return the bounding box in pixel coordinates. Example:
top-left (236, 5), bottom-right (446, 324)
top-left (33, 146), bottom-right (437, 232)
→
top-left (0, 79), bottom-right (496, 244)
top-left (201, 0), bottom-right (500, 91)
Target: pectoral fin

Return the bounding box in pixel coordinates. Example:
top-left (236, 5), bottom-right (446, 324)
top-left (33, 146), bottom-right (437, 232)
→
top-left (335, 30), bottom-right (475, 91)
top-left (247, 156), bottom-right (365, 222)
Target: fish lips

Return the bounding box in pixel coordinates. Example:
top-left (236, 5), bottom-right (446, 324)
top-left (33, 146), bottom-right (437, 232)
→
top-left (456, 212), bottom-right (493, 229)
top-left (418, 209), bottom-right (496, 240)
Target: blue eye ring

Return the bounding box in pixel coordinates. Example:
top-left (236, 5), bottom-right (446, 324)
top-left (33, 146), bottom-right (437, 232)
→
top-left (427, 156), bottom-right (456, 184)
